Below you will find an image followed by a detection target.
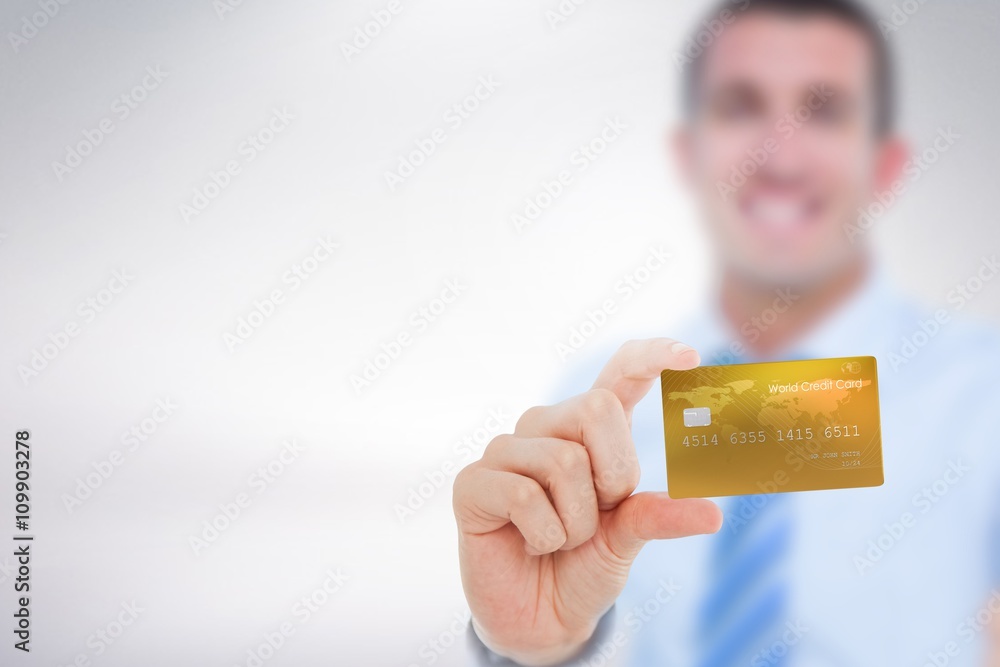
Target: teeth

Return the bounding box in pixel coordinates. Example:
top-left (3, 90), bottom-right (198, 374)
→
top-left (749, 198), bottom-right (806, 227)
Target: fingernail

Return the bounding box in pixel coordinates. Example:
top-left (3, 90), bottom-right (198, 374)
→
top-left (670, 342), bottom-right (694, 355)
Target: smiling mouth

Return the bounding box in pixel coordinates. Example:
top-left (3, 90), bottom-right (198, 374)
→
top-left (738, 192), bottom-right (824, 237)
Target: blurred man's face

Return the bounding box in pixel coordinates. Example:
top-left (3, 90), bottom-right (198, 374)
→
top-left (679, 11), bottom-right (903, 286)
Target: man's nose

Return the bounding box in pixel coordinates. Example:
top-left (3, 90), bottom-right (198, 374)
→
top-left (755, 122), bottom-right (812, 184)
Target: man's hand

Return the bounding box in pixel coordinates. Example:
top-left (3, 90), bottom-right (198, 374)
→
top-left (453, 338), bottom-right (723, 666)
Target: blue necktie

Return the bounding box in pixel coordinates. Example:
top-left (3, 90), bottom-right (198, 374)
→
top-left (696, 352), bottom-right (800, 667)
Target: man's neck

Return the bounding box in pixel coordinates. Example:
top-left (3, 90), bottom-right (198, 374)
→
top-left (719, 256), bottom-right (870, 358)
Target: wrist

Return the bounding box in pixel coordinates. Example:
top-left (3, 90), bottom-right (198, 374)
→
top-left (470, 615), bottom-right (599, 666)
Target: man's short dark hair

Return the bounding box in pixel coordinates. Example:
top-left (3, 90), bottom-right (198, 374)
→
top-left (683, 0), bottom-right (895, 135)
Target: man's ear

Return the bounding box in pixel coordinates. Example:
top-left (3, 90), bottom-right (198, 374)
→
top-left (670, 124), bottom-right (696, 188)
top-left (873, 134), bottom-right (909, 194)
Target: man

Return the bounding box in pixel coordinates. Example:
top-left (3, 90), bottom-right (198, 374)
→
top-left (453, 0), bottom-right (1000, 665)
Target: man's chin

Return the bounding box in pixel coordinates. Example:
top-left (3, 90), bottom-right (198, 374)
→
top-left (725, 252), bottom-right (855, 289)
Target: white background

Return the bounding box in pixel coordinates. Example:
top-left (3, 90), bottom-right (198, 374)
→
top-left (1, 0), bottom-right (998, 664)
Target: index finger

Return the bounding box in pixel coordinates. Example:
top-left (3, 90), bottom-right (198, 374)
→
top-left (591, 338), bottom-right (700, 417)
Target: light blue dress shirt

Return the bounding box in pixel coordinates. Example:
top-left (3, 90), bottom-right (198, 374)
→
top-left (470, 271), bottom-right (1000, 666)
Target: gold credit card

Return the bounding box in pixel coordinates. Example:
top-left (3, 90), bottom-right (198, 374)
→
top-left (661, 356), bottom-right (884, 498)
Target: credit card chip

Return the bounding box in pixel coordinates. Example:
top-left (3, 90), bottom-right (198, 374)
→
top-left (683, 407), bottom-right (712, 427)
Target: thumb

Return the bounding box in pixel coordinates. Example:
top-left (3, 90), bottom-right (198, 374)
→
top-left (603, 492), bottom-right (723, 561)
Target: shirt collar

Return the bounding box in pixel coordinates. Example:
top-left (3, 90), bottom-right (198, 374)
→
top-left (688, 266), bottom-right (901, 364)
